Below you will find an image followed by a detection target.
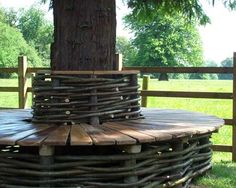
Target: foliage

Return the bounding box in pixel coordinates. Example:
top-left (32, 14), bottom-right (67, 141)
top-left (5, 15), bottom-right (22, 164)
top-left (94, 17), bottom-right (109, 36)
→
top-left (125, 11), bottom-right (204, 68)
top-left (116, 36), bottom-right (137, 66)
top-left (221, 57), bottom-right (233, 67)
top-left (125, 0), bottom-right (236, 25)
top-left (42, 0), bottom-right (236, 25)
top-left (218, 57), bottom-right (233, 80)
top-left (3, 6), bottom-right (53, 66)
top-left (1, 8), bottom-right (19, 27)
top-left (0, 22), bottom-right (42, 77)
top-left (0, 7), bottom-right (5, 23)
top-left (201, 60), bottom-right (218, 80)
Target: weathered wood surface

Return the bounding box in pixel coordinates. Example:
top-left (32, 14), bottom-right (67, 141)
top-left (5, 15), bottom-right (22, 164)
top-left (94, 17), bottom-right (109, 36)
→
top-left (0, 108), bottom-right (224, 146)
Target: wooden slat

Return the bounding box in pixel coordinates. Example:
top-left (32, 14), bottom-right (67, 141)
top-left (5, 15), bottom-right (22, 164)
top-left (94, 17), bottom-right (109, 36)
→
top-left (105, 122), bottom-right (156, 143)
top-left (27, 67), bottom-right (50, 73)
top-left (0, 110), bottom-right (31, 120)
top-left (17, 127), bottom-right (57, 146)
top-left (141, 90), bottom-right (232, 99)
top-left (100, 124), bottom-right (137, 145)
top-left (0, 123), bottom-right (33, 132)
top-left (212, 145), bottom-right (232, 152)
top-left (43, 125), bottom-right (71, 145)
top-left (0, 87), bottom-right (18, 92)
top-left (70, 125), bottom-right (93, 145)
top-left (84, 124), bottom-right (137, 145)
top-left (0, 125), bottom-right (50, 145)
top-left (121, 121), bottom-right (174, 141)
top-left (0, 68), bottom-right (18, 73)
top-left (123, 66), bottom-right (233, 74)
top-left (0, 109), bottom-right (225, 146)
top-left (127, 119), bottom-right (214, 137)
top-left (80, 124), bottom-right (116, 145)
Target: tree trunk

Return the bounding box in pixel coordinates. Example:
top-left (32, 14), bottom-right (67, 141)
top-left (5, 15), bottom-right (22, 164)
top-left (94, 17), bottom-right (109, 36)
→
top-left (51, 0), bottom-right (116, 71)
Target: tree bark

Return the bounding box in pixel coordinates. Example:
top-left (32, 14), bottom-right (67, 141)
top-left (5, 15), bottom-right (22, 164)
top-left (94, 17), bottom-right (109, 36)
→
top-left (51, 0), bottom-right (116, 71)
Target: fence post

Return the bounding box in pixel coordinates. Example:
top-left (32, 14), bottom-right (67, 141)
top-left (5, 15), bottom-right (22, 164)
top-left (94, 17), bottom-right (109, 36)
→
top-left (18, 56), bottom-right (28, 109)
top-left (233, 52), bottom-right (236, 162)
top-left (114, 54), bottom-right (123, 71)
top-left (141, 75), bottom-right (150, 107)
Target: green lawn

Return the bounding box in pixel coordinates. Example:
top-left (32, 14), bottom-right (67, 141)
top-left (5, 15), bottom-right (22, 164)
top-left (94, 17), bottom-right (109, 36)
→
top-left (0, 78), bottom-right (236, 187)
top-left (0, 78), bottom-right (32, 108)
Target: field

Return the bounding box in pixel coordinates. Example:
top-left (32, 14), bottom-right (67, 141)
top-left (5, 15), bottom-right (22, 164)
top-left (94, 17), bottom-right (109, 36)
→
top-left (0, 78), bottom-right (236, 187)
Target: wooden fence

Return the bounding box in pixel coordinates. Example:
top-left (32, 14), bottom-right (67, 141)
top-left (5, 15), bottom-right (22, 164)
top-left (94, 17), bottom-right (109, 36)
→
top-left (0, 54), bottom-right (236, 162)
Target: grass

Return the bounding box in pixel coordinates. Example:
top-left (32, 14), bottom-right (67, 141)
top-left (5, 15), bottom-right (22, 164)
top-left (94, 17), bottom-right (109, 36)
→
top-left (0, 78), bottom-right (236, 187)
top-left (0, 78), bottom-right (32, 108)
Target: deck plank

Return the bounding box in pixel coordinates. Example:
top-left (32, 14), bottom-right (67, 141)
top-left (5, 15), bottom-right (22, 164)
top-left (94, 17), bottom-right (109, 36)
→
top-left (99, 124), bottom-right (137, 145)
top-left (80, 124), bottom-right (116, 145)
top-left (17, 127), bottom-right (58, 146)
top-left (125, 121), bottom-right (199, 137)
top-left (70, 125), bottom-right (93, 145)
top-left (104, 122), bottom-right (156, 143)
top-left (43, 125), bottom-right (71, 145)
top-left (0, 125), bottom-right (50, 145)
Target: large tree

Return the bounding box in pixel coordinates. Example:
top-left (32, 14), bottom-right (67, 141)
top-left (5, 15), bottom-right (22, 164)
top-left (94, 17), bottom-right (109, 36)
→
top-left (125, 11), bottom-right (203, 67)
top-left (51, 0), bottom-right (116, 70)
top-left (42, 0), bottom-right (236, 71)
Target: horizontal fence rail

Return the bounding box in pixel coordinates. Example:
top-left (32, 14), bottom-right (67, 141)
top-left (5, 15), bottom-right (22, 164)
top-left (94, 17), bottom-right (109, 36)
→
top-left (141, 91), bottom-right (233, 99)
top-left (124, 66), bottom-right (233, 73)
top-left (0, 55), bottom-right (236, 162)
top-left (0, 68), bottom-right (18, 73)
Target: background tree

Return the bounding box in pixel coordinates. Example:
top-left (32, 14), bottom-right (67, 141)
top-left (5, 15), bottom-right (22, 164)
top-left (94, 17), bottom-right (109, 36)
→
top-left (202, 60), bottom-right (219, 80)
top-left (218, 57), bottom-right (233, 80)
top-left (3, 5), bottom-right (53, 66)
top-left (116, 36), bottom-right (137, 66)
top-left (125, 10), bottom-right (204, 68)
top-left (1, 8), bottom-right (19, 27)
top-left (0, 22), bottom-right (42, 77)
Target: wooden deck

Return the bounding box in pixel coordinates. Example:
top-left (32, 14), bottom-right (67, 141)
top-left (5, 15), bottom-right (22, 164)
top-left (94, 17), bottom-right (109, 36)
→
top-left (0, 108), bottom-right (223, 146)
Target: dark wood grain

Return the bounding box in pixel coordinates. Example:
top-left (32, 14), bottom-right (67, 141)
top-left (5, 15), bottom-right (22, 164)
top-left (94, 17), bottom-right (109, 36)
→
top-left (80, 124), bottom-right (116, 145)
top-left (100, 124), bottom-right (137, 145)
top-left (0, 108), bottom-right (224, 146)
top-left (104, 122), bottom-right (156, 143)
top-left (0, 125), bottom-right (50, 145)
top-left (70, 125), bottom-right (93, 145)
top-left (43, 125), bottom-right (71, 145)
top-left (18, 127), bottom-right (58, 146)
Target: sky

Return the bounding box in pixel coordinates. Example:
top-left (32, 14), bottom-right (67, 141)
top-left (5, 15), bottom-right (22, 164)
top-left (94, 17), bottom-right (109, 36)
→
top-left (0, 0), bottom-right (236, 64)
